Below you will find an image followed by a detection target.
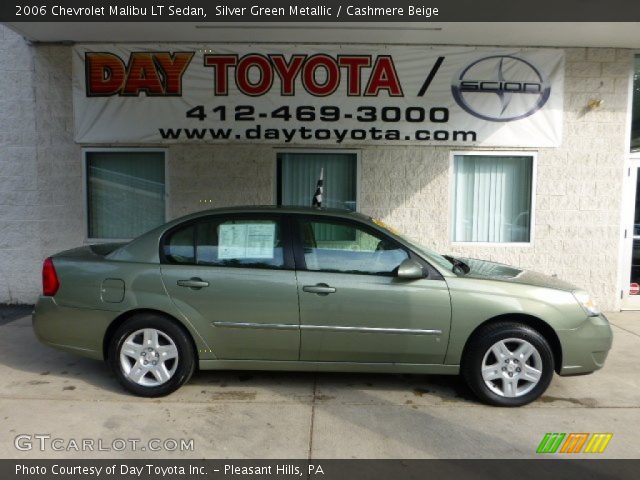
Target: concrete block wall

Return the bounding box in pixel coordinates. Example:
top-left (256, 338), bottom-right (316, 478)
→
top-left (0, 26), bottom-right (38, 302)
top-left (33, 43), bottom-right (84, 263)
top-left (0, 26), bottom-right (83, 303)
top-left (168, 145), bottom-right (275, 219)
top-left (0, 24), bottom-right (633, 311)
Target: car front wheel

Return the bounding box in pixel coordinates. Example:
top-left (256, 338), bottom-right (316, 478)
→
top-left (462, 322), bottom-right (554, 407)
top-left (108, 314), bottom-right (195, 397)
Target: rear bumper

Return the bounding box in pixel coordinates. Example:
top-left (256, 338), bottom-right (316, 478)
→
top-left (32, 296), bottom-right (113, 360)
top-left (557, 314), bottom-right (613, 376)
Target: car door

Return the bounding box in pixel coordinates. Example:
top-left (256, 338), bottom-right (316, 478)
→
top-left (293, 215), bottom-right (451, 364)
top-left (160, 213), bottom-right (300, 360)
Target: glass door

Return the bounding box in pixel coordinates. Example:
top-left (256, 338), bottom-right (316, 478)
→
top-left (622, 159), bottom-right (640, 309)
top-left (622, 56), bottom-right (640, 309)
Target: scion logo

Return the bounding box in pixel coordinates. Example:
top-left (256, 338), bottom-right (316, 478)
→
top-left (451, 55), bottom-right (551, 122)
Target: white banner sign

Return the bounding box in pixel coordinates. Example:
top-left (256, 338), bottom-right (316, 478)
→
top-left (73, 44), bottom-right (564, 147)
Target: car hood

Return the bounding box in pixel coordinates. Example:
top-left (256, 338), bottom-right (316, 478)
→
top-left (459, 257), bottom-right (577, 292)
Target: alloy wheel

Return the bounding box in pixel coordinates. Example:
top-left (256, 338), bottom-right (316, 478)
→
top-left (119, 328), bottom-right (179, 387)
top-left (480, 337), bottom-right (543, 398)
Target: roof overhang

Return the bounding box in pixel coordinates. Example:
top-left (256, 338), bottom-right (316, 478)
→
top-left (4, 22), bottom-right (640, 48)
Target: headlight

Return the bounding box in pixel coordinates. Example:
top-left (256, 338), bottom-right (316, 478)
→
top-left (573, 290), bottom-right (600, 316)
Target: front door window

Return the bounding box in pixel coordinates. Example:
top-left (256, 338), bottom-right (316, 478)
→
top-left (298, 219), bottom-right (409, 275)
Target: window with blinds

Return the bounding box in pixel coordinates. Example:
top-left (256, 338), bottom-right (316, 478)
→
top-left (452, 154), bottom-right (534, 243)
top-left (86, 151), bottom-right (166, 240)
top-left (277, 152), bottom-right (357, 211)
top-left (277, 152), bottom-right (358, 242)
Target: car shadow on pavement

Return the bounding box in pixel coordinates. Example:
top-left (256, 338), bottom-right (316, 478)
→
top-left (0, 305), bottom-right (33, 326)
top-left (3, 317), bottom-right (616, 459)
top-left (186, 370), bottom-right (547, 459)
top-left (0, 317), bottom-right (125, 395)
top-left (186, 368), bottom-right (481, 413)
top-left (0, 315), bottom-right (478, 403)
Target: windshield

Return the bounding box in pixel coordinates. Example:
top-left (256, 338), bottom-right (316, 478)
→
top-left (369, 218), bottom-right (455, 273)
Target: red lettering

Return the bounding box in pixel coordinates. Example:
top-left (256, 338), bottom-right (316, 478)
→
top-left (365, 55), bottom-right (403, 96)
top-left (302, 54), bottom-right (340, 97)
top-left (270, 54), bottom-right (305, 96)
top-left (338, 56), bottom-right (371, 96)
top-left (85, 53), bottom-right (125, 96)
top-left (161, 52), bottom-right (405, 98)
top-left (236, 54), bottom-right (273, 96)
top-left (203, 55), bottom-right (237, 95)
top-left (122, 53), bottom-right (164, 96)
top-left (154, 52), bottom-right (194, 95)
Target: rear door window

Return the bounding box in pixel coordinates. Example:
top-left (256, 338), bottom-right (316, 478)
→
top-left (196, 218), bottom-right (284, 269)
top-left (163, 225), bottom-right (195, 264)
top-left (162, 216), bottom-right (285, 269)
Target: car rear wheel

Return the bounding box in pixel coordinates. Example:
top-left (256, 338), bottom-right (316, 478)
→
top-left (462, 322), bottom-right (554, 407)
top-left (108, 314), bottom-right (195, 397)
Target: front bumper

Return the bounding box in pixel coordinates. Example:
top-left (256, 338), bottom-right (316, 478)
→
top-left (556, 314), bottom-right (613, 376)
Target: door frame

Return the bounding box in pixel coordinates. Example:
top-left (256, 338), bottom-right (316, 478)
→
top-left (620, 156), bottom-right (640, 309)
top-left (618, 52), bottom-right (638, 310)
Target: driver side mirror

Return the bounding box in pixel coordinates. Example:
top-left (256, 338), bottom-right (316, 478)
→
top-left (397, 258), bottom-right (424, 280)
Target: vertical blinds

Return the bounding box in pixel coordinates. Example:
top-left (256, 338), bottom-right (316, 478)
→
top-left (278, 152), bottom-right (357, 211)
top-left (87, 151), bottom-right (165, 239)
top-left (453, 155), bottom-right (533, 243)
top-left (278, 152), bottom-right (357, 242)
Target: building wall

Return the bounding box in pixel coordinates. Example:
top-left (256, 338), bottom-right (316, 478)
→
top-left (0, 24), bottom-right (633, 310)
top-left (0, 25), bottom-right (83, 303)
top-left (0, 26), bottom-right (38, 302)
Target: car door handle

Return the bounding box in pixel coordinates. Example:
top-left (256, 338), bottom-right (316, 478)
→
top-left (177, 278), bottom-right (209, 289)
top-left (303, 283), bottom-right (336, 295)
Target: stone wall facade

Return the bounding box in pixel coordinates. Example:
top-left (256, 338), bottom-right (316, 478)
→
top-left (0, 24), bottom-right (633, 310)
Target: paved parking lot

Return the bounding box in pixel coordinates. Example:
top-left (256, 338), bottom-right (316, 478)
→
top-left (0, 310), bottom-right (638, 459)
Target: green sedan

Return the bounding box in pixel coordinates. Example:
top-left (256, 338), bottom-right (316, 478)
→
top-left (33, 206), bottom-right (612, 406)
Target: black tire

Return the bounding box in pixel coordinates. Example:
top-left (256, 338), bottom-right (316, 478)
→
top-left (108, 313), bottom-right (196, 397)
top-left (462, 321), bottom-right (554, 407)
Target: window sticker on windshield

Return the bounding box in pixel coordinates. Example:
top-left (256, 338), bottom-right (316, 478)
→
top-left (372, 218), bottom-right (401, 235)
top-left (218, 223), bottom-right (276, 259)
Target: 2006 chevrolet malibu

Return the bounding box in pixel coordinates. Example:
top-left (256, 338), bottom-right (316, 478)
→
top-left (33, 206), bottom-right (613, 406)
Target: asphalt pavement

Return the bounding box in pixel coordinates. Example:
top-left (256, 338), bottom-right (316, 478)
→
top-left (0, 310), bottom-right (638, 459)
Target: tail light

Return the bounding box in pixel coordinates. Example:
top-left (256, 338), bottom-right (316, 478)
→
top-left (42, 257), bottom-right (59, 296)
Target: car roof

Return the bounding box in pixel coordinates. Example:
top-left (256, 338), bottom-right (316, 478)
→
top-left (175, 205), bottom-right (370, 221)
